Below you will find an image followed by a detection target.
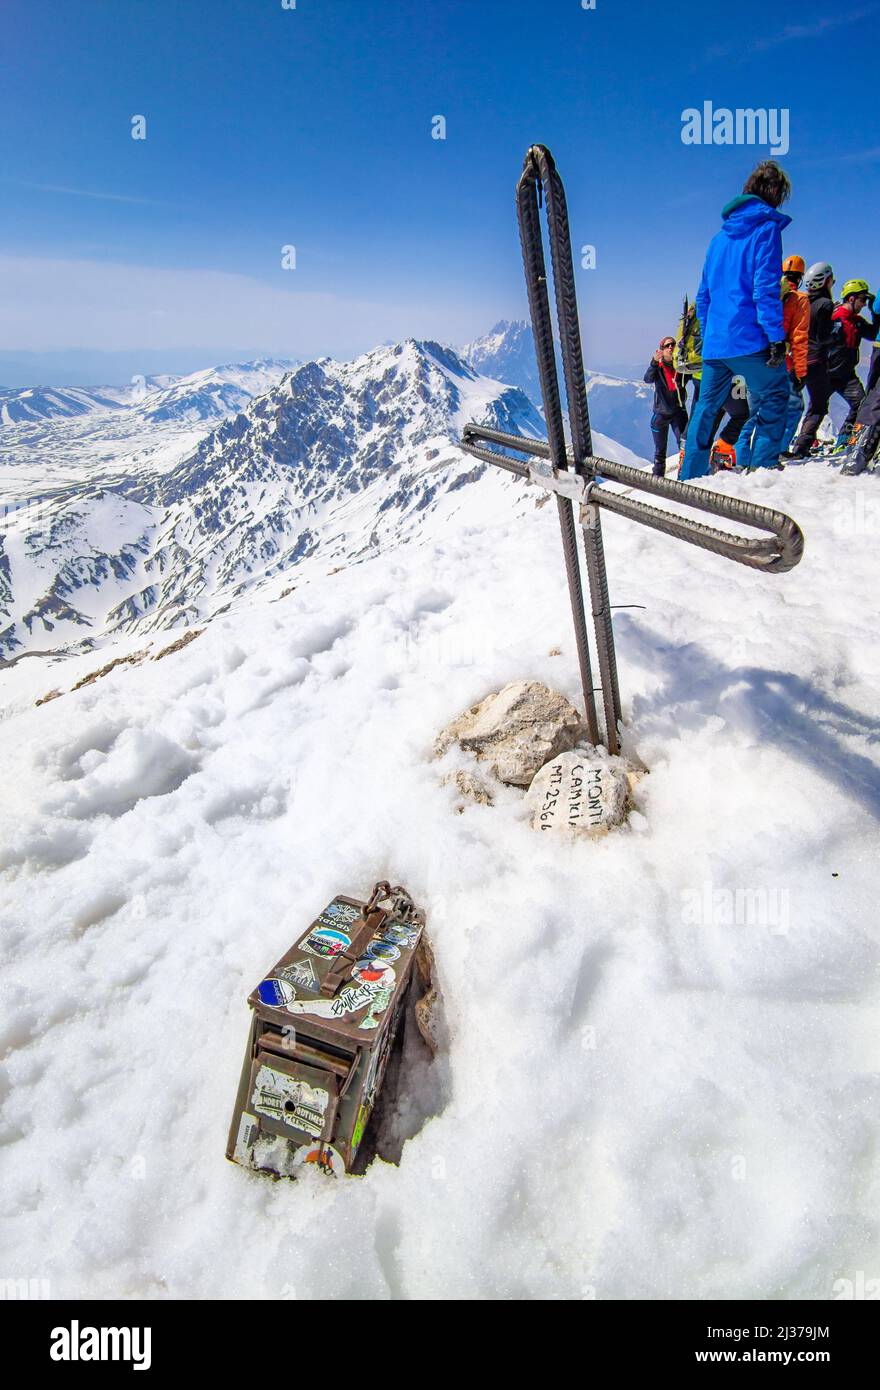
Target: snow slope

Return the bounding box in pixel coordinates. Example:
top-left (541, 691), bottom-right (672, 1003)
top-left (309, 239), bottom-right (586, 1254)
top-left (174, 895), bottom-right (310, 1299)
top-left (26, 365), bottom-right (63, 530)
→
top-left (1, 452), bottom-right (878, 1300)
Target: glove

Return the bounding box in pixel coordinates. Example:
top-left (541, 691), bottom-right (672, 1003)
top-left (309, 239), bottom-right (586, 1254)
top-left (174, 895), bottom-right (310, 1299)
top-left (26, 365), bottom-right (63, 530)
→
top-left (795, 375), bottom-right (807, 392)
top-left (767, 341), bottom-right (787, 368)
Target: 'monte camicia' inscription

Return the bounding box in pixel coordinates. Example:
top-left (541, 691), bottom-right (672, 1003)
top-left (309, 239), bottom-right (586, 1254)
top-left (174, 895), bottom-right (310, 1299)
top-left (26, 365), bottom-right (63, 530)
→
top-left (526, 752), bottom-right (628, 837)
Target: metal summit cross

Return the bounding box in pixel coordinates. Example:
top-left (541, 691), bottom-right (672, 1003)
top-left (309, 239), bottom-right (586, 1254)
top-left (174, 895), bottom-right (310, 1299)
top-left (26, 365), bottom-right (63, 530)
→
top-left (460, 145), bottom-right (805, 754)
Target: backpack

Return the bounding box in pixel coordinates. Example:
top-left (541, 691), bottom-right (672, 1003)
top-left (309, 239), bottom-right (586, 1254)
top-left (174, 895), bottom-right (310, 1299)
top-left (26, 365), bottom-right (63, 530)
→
top-left (673, 295), bottom-right (703, 375)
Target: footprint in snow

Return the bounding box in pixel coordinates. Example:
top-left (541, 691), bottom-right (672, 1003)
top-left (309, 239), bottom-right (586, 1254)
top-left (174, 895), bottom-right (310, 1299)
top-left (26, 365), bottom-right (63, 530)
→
top-left (40, 727), bottom-right (199, 822)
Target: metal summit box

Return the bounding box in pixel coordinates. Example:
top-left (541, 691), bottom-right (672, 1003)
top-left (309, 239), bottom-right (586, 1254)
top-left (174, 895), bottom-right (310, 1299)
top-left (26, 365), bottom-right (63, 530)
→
top-left (226, 882), bottom-right (425, 1178)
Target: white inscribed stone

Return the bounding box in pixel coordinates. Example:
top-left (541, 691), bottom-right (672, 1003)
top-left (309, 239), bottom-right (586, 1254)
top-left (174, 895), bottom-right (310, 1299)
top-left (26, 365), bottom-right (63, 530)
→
top-left (526, 752), bottom-right (628, 836)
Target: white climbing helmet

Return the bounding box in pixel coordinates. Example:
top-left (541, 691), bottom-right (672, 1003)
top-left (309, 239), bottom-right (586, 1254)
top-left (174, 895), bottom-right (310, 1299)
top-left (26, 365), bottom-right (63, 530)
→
top-left (803, 261), bottom-right (834, 292)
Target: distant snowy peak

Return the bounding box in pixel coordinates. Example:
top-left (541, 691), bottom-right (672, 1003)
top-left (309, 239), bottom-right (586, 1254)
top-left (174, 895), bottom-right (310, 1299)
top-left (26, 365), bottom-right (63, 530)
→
top-left (134, 358), bottom-right (299, 423)
top-left (461, 318), bottom-right (533, 363)
top-left (460, 320), bottom-right (544, 409)
top-left (462, 319), bottom-right (653, 455)
top-left (0, 384), bottom-right (130, 426)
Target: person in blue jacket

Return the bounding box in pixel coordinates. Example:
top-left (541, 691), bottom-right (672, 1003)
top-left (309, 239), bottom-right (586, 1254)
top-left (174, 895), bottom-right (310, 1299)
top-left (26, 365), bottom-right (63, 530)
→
top-left (680, 161), bottom-right (792, 479)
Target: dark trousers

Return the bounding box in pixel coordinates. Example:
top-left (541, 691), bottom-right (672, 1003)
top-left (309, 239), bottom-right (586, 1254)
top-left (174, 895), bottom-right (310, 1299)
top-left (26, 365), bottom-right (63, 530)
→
top-left (715, 389), bottom-right (750, 446)
top-left (856, 380), bottom-right (880, 431)
top-left (866, 350), bottom-right (880, 397)
top-left (650, 407), bottom-right (688, 476)
top-left (836, 373), bottom-right (866, 432)
top-left (852, 378), bottom-right (880, 461)
top-left (793, 365), bottom-right (865, 453)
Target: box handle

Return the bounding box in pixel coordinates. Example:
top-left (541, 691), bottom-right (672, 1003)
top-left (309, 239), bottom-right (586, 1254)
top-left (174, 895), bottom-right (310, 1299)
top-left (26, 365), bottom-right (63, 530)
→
top-left (320, 904), bottom-right (389, 997)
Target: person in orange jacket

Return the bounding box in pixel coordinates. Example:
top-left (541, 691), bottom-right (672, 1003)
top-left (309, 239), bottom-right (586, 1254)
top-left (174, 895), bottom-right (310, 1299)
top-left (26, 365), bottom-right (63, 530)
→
top-left (738, 256), bottom-right (810, 467)
top-left (780, 256), bottom-right (810, 450)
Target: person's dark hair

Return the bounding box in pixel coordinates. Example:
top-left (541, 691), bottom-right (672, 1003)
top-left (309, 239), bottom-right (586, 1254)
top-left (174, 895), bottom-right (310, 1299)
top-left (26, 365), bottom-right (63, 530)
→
top-left (743, 160), bottom-right (791, 208)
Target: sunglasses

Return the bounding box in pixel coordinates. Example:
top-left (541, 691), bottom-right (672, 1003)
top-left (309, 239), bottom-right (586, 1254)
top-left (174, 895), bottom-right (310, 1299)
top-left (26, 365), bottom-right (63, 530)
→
top-left (660, 340), bottom-right (675, 349)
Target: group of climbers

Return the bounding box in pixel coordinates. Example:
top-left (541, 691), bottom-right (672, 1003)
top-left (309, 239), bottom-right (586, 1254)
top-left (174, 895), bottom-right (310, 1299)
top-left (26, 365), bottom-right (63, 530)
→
top-left (782, 264), bottom-right (878, 468)
top-left (644, 159), bottom-right (879, 479)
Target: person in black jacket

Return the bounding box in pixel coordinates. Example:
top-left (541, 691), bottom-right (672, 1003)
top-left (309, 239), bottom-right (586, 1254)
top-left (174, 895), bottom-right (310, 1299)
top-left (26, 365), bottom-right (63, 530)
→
top-left (645, 336), bottom-right (688, 476)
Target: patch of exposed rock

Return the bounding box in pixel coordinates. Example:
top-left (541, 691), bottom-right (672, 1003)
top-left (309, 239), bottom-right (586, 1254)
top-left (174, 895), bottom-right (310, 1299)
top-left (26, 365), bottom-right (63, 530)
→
top-left (436, 680), bottom-right (586, 788)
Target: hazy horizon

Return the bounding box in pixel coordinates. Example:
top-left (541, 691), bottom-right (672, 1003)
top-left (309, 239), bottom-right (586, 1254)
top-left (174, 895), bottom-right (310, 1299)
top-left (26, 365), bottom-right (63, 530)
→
top-left (0, 332), bottom-right (649, 390)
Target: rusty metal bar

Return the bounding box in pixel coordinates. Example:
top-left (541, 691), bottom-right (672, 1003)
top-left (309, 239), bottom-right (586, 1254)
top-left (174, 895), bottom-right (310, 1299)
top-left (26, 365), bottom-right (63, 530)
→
top-left (460, 424), bottom-right (805, 575)
top-left (516, 145), bottom-right (601, 746)
top-left (521, 145), bottom-right (622, 751)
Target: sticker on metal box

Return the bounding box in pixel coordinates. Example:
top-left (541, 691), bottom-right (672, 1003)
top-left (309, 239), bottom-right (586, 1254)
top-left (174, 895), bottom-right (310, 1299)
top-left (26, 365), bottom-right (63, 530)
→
top-left (250, 1064), bottom-right (330, 1139)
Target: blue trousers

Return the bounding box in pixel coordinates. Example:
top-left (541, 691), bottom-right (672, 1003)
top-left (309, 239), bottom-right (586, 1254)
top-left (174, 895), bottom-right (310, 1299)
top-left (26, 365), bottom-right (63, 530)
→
top-left (680, 353), bottom-right (789, 479)
top-left (738, 373), bottom-right (804, 469)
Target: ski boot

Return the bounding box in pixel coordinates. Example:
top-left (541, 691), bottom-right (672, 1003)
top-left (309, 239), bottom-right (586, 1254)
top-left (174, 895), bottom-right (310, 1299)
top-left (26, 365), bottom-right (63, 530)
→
top-left (840, 423), bottom-right (880, 476)
top-left (824, 430), bottom-right (854, 463)
top-left (710, 438), bottom-right (738, 472)
top-left (812, 431), bottom-right (848, 461)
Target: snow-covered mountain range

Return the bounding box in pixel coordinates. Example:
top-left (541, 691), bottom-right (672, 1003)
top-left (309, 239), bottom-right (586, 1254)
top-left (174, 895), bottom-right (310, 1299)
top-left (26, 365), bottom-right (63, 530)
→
top-left (0, 342), bottom-right (555, 661)
top-left (132, 359), bottom-right (299, 423)
top-left (0, 383), bottom-right (132, 426)
top-left (0, 358), bottom-right (297, 428)
top-left (461, 319), bottom-right (652, 457)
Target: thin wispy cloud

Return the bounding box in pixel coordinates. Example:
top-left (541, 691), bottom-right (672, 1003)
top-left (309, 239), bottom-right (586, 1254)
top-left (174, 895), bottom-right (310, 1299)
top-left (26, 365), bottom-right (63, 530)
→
top-left (701, 5), bottom-right (877, 64)
top-left (789, 145), bottom-right (880, 168)
top-left (13, 182), bottom-right (164, 206)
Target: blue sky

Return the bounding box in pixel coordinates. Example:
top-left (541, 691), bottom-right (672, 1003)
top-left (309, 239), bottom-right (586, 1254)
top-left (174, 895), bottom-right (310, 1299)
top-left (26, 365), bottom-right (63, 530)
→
top-left (2, 0), bottom-right (879, 376)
